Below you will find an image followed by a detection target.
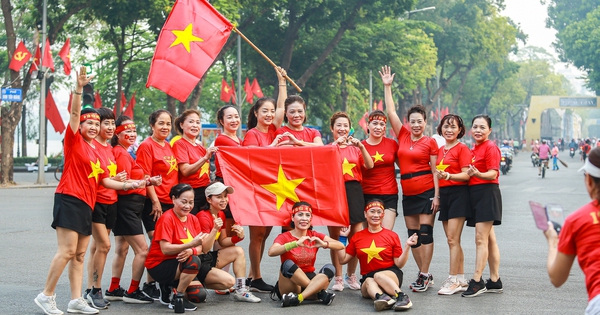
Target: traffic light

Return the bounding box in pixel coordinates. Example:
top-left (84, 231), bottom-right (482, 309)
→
top-left (82, 83), bottom-right (94, 109)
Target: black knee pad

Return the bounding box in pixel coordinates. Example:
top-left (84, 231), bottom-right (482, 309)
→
top-left (179, 255), bottom-right (201, 275)
top-left (420, 224), bottom-right (434, 245)
top-left (280, 259), bottom-right (299, 279)
top-left (186, 284), bottom-right (207, 303)
top-left (408, 229), bottom-right (421, 248)
top-left (319, 263), bottom-right (335, 281)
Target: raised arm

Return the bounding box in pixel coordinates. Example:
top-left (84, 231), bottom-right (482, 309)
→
top-left (274, 66), bottom-right (287, 129)
top-left (69, 66), bottom-right (94, 132)
top-left (379, 65), bottom-right (402, 136)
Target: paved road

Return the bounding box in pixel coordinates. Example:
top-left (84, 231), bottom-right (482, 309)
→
top-left (0, 152), bottom-right (590, 314)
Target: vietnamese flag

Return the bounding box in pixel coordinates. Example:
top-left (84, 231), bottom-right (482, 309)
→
top-left (8, 41), bottom-right (32, 72)
top-left (123, 92), bottom-right (136, 118)
top-left (244, 77), bottom-right (253, 104)
top-left (146, 0), bottom-right (233, 102)
top-left (94, 91), bottom-right (102, 109)
top-left (29, 45), bottom-right (41, 73)
top-left (220, 78), bottom-right (232, 102)
top-left (251, 78), bottom-right (263, 98)
top-left (42, 38), bottom-right (55, 71)
top-left (358, 111), bottom-right (369, 134)
top-left (58, 38), bottom-right (71, 75)
top-left (46, 91), bottom-right (66, 134)
top-left (217, 146), bottom-right (349, 227)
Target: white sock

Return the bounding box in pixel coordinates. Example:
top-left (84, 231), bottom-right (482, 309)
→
top-left (449, 275), bottom-right (457, 282)
top-left (420, 272), bottom-right (429, 277)
top-left (457, 274), bottom-right (465, 282)
top-left (235, 278), bottom-right (245, 290)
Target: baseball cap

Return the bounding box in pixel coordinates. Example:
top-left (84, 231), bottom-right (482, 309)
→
top-left (205, 182), bottom-right (234, 197)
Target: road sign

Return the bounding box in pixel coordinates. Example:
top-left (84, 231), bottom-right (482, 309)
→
top-left (83, 63), bottom-right (93, 75)
top-left (1, 88), bottom-right (23, 102)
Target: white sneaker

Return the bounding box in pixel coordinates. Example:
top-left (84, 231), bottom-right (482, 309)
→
top-left (459, 279), bottom-right (469, 292)
top-left (345, 274), bottom-right (361, 290)
top-left (232, 289), bottom-right (261, 303)
top-left (34, 293), bottom-right (64, 315)
top-left (67, 298), bottom-right (99, 314)
top-left (331, 276), bottom-right (344, 291)
top-left (437, 278), bottom-right (462, 295)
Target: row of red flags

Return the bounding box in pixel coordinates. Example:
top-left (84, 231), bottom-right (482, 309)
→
top-left (8, 38), bottom-right (71, 75)
top-left (220, 78), bottom-right (264, 104)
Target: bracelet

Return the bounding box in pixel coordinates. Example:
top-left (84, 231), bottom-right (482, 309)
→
top-left (231, 235), bottom-right (243, 244)
top-left (73, 91), bottom-right (82, 95)
top-left (445, 173), bottom-right (451, 180)
top-left (284, 241), bottom-right (298, 251)
top-left (191, 247), bottom-right (197, 255)
top-left (123, 182), bottom-right (128, 191)
top-left (324, 241), bottom-right (329, 249)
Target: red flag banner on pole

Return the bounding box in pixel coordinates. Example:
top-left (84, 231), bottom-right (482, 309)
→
top-left (124, 92), bottom-right (136, 118)
top-left (358, 111), bottom-right (369, 134)
top-left (46, 91), bottom-right (66, 134)
top-left (251, 78), bottom-right (264, 98)
top-left (94, 91), bottom-right (102, 109)
top-left (42, 38), bottom-right (55, 71)
top-left (29, 45), bottom-right (41, 73)
top-left (8, 41), bottom-right (32, 72)
top-left (146, 0), bottom-right (233, 102)
top-left (244, 77), bottom-right (253, 104)
top-left (58, 38), bottom-right (71, 75)
top-left (217, 146), bottom-right (349, 227)
top-left (220, 78), bottom-right (232, 102)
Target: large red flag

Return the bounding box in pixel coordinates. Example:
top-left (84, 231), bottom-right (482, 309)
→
top-left (94, 91), bottom-right (102, 109)
top-left (123, 92), bottom-right (136, 118)
top-left (46, 91), bottom-right (66, 134)
top-left (58, 38), bottom-right (71, 75)
top-left (244, 77), bottom-right (253, 104)
top-left (29, 45), bottom-right (41, 73)
top-left (220, 78), bottom-right (232, 102)
top-left (8, 41), bottom-right (32, 72)
top-left (251, 78), bottom-right (264, 98)
top-left (217, 146), bottom-right (349, 227)
top-left (42, 39), bottom-right (55, 71)
top-left (358, 111), bottom-right (369, 134)
top-left (146, 0), bottom-right (233, 102)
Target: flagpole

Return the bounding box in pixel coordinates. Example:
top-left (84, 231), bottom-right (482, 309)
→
top-left (236, 34), bottom-right (242, 138)
top-left (36, 0), bottom-right (47, 185)
top-left (232, 26), bottom-right (302, 93)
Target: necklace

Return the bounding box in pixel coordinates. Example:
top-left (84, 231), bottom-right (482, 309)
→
top-left (442, 141), bottom-right (460, 159)
top-left (409, 136), bottom-right (424, 150)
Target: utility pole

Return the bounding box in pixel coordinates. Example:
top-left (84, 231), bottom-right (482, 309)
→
top-left (36, 0), bottom-right (47, 185)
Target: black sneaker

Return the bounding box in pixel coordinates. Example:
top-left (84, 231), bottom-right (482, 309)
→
top-left (485, 278), bottom-right (503, 293)
top-left (105, 287), bottom-right (125, 301)
top-left (159, 283), bottom-right (173, 306)
top-left (393, 292), bottom-right (412, 311)
top-left (142, 282), bottom-right (160, 301)
top-left (281, 292), bottom-right (300, 307)
top-left (373, 293), bottom-right (396, 311)
top-left (412, 273), bottom-right (433, 292)
top-left (249, 278), bottom-right (275, 293)
top-left (409, 271), bottom-right (420, 289)
top-left (123, 288), bottom-right (154, 304)
top-left (169, 294), bottom-right (197, 311)
top-left (461, 279), bottom-right (487, 297)
top-left (316, 290), bottom-right (335, 306)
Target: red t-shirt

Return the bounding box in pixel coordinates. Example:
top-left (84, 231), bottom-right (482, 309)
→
top-left (338, 145), bottom-right (364, 183)
top-left (56, 128), bottom-right (108, 209)
top-left (214, 134), bottom-right (241, 179)
top-left (113, 145), bottom-right (146, 196)
top-left (346, 228), bottom-right (403, 276)
top-left (172, 138), bottom-right (210, 189)
top-left (275, 125), bottom-right (321, 144)
top-left (242, 124), bottom-right (277, 147)
top-left (273, 230), bottom-right (327, 273)
top-left (361, 138), bottom-right (399, 195)
top-left (436, 142), bottom-right (472, 188)
top-left (196, 210), bottom-right (227, 240)
top-left (468, 140), bottom-right (500, 186)
top-left (558, 200), bottom-right (600, 301)
top-left (397, 125), bottom-right (438, 195)
top-left (136, 137), bottom-right (179, 204)
top-left (94, 140), bottom-right (118, 204)
top-left (145, 209), bottom-right (203, 269)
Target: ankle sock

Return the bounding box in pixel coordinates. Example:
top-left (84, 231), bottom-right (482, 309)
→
top-left (128, 280), bottom-right (140, 294)
top-left (109, 277), bottom-right (121, 292)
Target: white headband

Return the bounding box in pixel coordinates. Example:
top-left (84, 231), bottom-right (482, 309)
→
top-left (578, 158), bottom-right (600, 178)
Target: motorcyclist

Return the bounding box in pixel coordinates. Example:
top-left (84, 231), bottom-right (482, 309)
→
top-left (582, 139), bottom-right (592, 162)
top-left (568, 139), bottom-right (578, 158)
top-left (538, 140), bottom-right (551, 176)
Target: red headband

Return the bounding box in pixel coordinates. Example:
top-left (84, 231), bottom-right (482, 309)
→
top-left (291, 205), bottom-right (312, 214)
top-left (365, 201), bottom-right (385, 212)
top-left (115, 123), bottom-right (136, 134)
top-left (369, 115), bottom-right (387, 124)
top-left (80, 113), bottom-right (100, 123)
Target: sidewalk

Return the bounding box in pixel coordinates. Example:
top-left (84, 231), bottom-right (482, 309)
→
top-left (1, 171), bottom-right (58, 189)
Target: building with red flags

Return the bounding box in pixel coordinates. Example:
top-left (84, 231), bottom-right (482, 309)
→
top-left (8, 41), bottom-right (32, 72)
top-left (58, 38), bottom-right (71, 75)
top-left (217, 146), bottom-right (349, 227)
top-left (46, 91), bottom-right (66, 134)
top-left (251, 78), bottom-right (263, 98)
top-left (146, 0), bottom-right (233, 102)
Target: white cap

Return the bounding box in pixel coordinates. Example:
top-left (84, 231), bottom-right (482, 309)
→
top-left (578, 158), bottom-right (600, 178)
top-left (205, 182), bottom-right (234, 197)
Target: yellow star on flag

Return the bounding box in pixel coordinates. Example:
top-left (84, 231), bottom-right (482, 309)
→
top-left (166, 156), bottom-right (178, 175)
top-left (180, 229), bottom-right (194, 244)
top-left (261, 165), bottom-right (305, 210)
top-left (342, 158), bottom-right (356, 177)
top-left (88, 159), bottom-right (105, 183)
top-left (360, 240), bottom-right (386, 263)
top-left (199, 162), bottom-right (210, 178)
top-left (436, 158), bottom-right (450, 171)
top-left (170, 23), bottom-right (204, 53)
top-left (107, 160), bottom-right (118, 177)
top-left (372, 151), bottom-right (384, 163)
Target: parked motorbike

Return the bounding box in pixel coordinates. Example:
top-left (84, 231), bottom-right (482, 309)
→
top-left (570, 147), bottom-right (575, 158)
top-left (531, 152), bottom-right (540, 167)
top-left (500, 147), bottom-right (513, 175)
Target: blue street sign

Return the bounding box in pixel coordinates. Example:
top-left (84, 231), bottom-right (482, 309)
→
top-left (1, 88), bottom-right (23, 102)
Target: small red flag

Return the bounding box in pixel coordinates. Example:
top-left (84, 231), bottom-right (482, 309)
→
top-left (58, 38), bottom-right (71, 75)
top-left (46, 90), bottom-right (66, 134)
top-left (8, 41), bottom-right (32, 72)
top-left (29, 45), bottom-right (41, 73)
top-left (220, 78), bottom-right (232, 102)
top-left (358, 111), bottom-right (369, 134)
top-left (123, 92), bottom-right (136, 118)
top-left (67, 92), bottom-right (73, 114)
top-left (94, 91), bottom-right (102, 109)
top-left (251, 78), bottom-right (264, 98)
top-left (42, 39), bottom-right (55, 71)
top-left (230, 79), bottom-right (237, 104)
top-left (244, 77), bottom-right (253, 104)
top-left (217, 146), bottom-right (349, 226)
top-left (113, 91), bottom-right (127, 116)
top-left (146, 0), bottom-right (233, 102)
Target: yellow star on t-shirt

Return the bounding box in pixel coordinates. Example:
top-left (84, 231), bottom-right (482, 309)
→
top-left (166, 156), bottom-right (178, 175)
top-left (436, 158), bottom-right (450, 171)
top-left (199, 162), bottom-right (210, 178)
top-left (170, 23), bottom-right (204, 53)
top-left (360, 240), bottom-right (386, 263)
top-left (180, 229), bottom-right (194, 244)
top-left (261, 165), bottom-right (305, 210)
top-left (342, 158), bottom-right (357, 177)
top-left (107, 159), bottom-right (118, 177)
top-left (88, 159), bottom-right (105, 183)
top-left (372, 151), bottom-right (384, 163)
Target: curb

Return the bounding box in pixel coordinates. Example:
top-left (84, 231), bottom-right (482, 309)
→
top-left (0, 183), bottom-right (58, 189)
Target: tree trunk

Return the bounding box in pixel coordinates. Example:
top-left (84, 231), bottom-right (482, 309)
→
top-left (340, 70), bottom-right (348, 112)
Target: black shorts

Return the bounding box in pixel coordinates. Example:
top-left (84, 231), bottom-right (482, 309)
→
top-left (215, 177), bottom-right (233, 219)
top-left (142, 199), bottom-right (174, 233)
top-left (92, 202), bottom-right (118, 230)
top-left (467, 184), bottom-right (502, 227)
top-left (113, 194), bottom-right (145, 236)
top-left (192, 186), bottom-right (208, 216)
top-left (346, 181), bottom-right (366, 225)
top-left (364, 194), bottom-right (399, 217)
top-left (402, 188), bottom-right (434, 216)
top-left (360, 266), bottom-right (403, 286)
top-left (198, 251), bottom-right (220, 283)
top-left (52, 193), bottom-right (93, 235)
top-left (438, 185), bottom-right (472, 221)
top-left (148, 259), bottom-right (212, 286)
